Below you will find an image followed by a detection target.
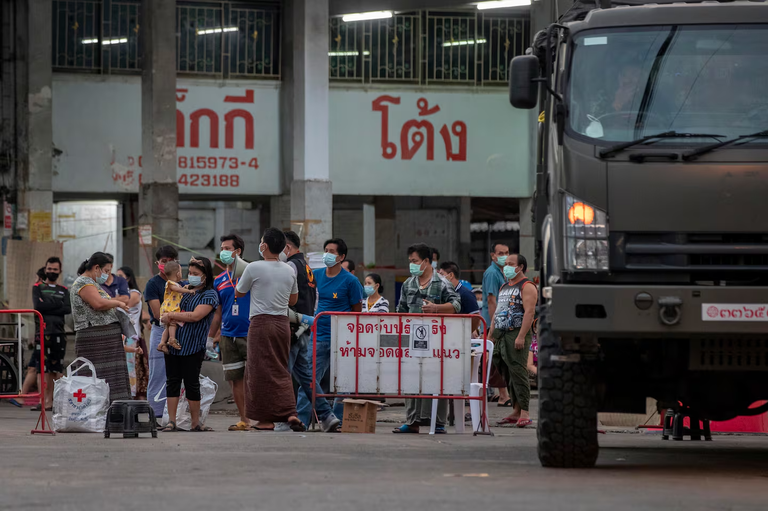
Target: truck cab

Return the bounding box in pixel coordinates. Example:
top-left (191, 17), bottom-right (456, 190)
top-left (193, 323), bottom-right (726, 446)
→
top-left (509, 1), bottom-right (768, 467)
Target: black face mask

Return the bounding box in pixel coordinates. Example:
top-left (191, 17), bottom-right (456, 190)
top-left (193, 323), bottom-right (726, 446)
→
top-left (46, 272), bottom-right (59, 282)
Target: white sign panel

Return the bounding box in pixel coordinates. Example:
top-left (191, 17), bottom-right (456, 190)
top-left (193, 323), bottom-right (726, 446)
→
top-left (52, 75), bottom-right (280, 195)
top-left (702, 304), bottom-right (768, 321)
top-left (329, 89), bottom-right (533, 197)
top-left (329, 314), bottom-right (472, 396)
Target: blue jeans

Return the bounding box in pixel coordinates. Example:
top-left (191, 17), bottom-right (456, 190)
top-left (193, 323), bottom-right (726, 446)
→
top-left (147, 324), bottom-right (167, 416)
top-left (295, 337), bottom-right (344, 427)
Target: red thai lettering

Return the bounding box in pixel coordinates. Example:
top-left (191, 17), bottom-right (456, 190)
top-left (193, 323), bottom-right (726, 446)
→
top-left (190, 109), bottom-right (219, 148)
top-left (224, 109), bottom-right (254, 149)
top-left (440, 121), bottom-right (467, 161)
top-left (176, 110), bottom-right (185, 148)
top-left (372, 95), bottom-right (401, 159)
top-left (224, 89), bottom-right (254, 103)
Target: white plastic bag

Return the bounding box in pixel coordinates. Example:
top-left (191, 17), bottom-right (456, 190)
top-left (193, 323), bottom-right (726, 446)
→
top-left (53, 357), bottom-right (111, 433)
top-left (161, 375), bottom-right (218, 430)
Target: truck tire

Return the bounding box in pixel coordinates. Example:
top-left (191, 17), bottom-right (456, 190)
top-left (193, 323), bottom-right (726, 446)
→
top-left (537, 310), bottom-right (599, 468)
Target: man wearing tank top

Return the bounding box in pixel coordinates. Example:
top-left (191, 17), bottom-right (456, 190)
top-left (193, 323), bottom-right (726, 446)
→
top-left (491, 254), bottom-right (538, 428)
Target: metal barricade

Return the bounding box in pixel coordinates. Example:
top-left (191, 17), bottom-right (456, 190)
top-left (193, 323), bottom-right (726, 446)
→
top-left (311, 311), bottom-right (490, 435)
top-left (0, 309), bottom-right (55, 435)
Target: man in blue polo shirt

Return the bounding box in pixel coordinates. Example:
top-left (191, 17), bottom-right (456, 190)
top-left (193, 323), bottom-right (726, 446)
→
top-left (296, 237), bottom-right (365, 427)
top-left (207, 233), bottom-right (251, 432)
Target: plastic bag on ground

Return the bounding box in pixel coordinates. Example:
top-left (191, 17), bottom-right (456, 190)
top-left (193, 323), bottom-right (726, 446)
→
top-left (161, 375), bottom-right (218, 430)
top-left (53, 357), bottom-right (111, 433)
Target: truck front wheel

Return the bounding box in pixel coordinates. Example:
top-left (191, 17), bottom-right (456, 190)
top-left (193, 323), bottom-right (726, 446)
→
top-left (537, 310), bottom-right (599, 468)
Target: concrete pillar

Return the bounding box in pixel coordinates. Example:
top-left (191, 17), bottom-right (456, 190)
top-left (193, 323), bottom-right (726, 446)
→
top-left (458, 197), bottom-right (471, 274)
top-left (363, 203), bottom-right (375, 267)
top-left (139, 0), bottom-right (178, 278)
top-left (281, 0), bottom-right (332, 254)
top-left (16, 0), bottom-right (54, 242)
top-left (519, 197), bottom-right (537, 278)
top-left (375, 196), bottom-right (396, 305)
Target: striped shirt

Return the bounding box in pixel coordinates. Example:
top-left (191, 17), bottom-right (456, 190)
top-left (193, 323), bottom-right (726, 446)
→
top-left (167, 289), bottom-right (219, 357)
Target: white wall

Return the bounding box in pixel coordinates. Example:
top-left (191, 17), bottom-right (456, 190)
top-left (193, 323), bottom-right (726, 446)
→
top-left (52, 75), bottom-right (532, 197)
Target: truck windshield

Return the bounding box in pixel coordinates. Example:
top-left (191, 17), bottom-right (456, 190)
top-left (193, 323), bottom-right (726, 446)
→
top-left (569, 25), bottom-right (768, 143)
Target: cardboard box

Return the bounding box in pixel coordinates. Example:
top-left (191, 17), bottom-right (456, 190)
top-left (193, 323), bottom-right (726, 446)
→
top-left (341, 399), bottom-right (382, 434)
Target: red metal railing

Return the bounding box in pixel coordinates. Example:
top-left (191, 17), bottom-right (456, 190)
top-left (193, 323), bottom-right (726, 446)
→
top-left (310, 311), bottom-right (490, 434)
top-left (0, 309), bottom-right (55, 435)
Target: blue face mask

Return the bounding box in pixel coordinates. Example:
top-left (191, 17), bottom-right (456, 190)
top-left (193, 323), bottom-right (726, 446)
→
top-left (364, 285), bottom-right (376, 297)
top-left (496, 255), bottom-right (508, 267)
top-left (96, 272), bottom-right (109, 285)
top-left (188, 275), bottom-right (203, 287)
top-left (409, 262), bottom-right (425, 277)
top-left (503, 265), bottom-right (518, 280)
top-left (220, 250), bottom-right (235, 265)
top-left (323, 253), bottom-right (338, 268)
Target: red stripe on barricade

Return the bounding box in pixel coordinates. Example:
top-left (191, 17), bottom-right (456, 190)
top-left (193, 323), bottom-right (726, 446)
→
top-left (310, 311), bottom-right (489, 435)
top-left (0, 309), bottom-right (55, 435)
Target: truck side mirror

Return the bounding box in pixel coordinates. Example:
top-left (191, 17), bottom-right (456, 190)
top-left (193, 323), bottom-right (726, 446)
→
top-left (509, 55), bottom-right (540, 110)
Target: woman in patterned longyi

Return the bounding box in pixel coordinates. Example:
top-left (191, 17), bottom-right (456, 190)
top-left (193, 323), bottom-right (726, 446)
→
top-left (70, 252), bottom-right (132, 403)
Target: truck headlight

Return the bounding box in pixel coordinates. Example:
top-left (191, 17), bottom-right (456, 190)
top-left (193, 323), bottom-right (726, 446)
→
top-left (565, 195), bottom-right (609, 271)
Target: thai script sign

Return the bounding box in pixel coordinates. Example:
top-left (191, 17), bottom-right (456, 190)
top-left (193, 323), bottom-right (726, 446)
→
top-left (702, 303), bottom-right (768, 322)
top-left (329, 314), bottom-right (473, 396)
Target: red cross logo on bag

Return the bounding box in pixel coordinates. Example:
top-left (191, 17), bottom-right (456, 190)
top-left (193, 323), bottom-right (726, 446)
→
top-left (73, 389), bottom-right (87, 402)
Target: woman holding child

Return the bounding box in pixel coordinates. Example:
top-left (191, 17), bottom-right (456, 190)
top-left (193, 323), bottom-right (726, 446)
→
top-left (159, 257), bottom-right (219, 432)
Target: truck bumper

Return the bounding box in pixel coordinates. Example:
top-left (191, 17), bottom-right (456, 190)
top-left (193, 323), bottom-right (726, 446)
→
top-left (549, 284), bottom-right (768, 335)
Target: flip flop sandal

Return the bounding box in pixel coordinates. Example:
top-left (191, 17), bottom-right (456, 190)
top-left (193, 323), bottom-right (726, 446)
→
top-left (497, 417), bottom-right (519, 426)
top-left (191, 425), bottom-right (213, 432)
top-left (160, 421), bottom-right (179, 432)
top-left (392, 424), bottom-right (420, 434)
top-left (488, 395), bottom-right (500, 403)
top-left (498, 399), bottom-right (514, 407)
top-left (435, 426), bottom-right (447, 434)
top-left (288, 419), bottom-right (306, 432)
top-left (157, 344), bottom-right (169, 354)
top-left (228, 421), bottom-right (250, 431)
top-left (516, 419), bottom-right (533, 428)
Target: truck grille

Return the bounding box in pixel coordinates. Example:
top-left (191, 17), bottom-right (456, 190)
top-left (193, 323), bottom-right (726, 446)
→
top-left (612, 233), bottom-right (768, 271)
top-left (690, 338), bottom-right (768, 372)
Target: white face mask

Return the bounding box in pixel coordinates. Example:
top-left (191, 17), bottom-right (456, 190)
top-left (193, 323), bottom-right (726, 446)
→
top-left (278, 251), bottom-right (288, 263)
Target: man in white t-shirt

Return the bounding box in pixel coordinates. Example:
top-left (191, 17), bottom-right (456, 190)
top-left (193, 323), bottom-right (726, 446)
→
top-left (235, 228), bottom-right (304, 431)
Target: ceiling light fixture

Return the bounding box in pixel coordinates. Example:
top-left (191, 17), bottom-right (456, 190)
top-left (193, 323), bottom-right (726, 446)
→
top-left (443, 38), bottom-right (487, 47)
top-left (328, 51), bottom-right (371, 56)
top-left (476, 0), bottom-right (532, 10)
top-left (342, 11), bottom-right (393, 22)
top-left (102, 38), bottom-right (128, 45)
top-left (196, 27), bottom-right (238, 35)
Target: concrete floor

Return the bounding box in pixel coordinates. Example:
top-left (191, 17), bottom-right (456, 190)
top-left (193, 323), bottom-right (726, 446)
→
top-left (2, 403), bottom-right (768, 511)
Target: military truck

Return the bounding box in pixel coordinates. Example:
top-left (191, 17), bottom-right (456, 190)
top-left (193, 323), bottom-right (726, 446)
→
top-left (509, 0), bottom-right (768, 467)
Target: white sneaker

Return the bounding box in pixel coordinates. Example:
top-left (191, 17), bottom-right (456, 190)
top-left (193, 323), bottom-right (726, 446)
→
top-left (321, 414), bottom-right (341, 433)
top-left (274, 422), bottom-right (291, 432)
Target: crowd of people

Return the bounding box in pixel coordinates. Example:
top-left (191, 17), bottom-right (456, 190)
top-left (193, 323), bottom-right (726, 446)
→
top-left (20, 228), bottom-right (538, 434)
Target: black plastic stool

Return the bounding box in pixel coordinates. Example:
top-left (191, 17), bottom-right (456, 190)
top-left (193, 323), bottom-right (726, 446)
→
top-left (104, 400), bottom-right (158, 438)
top-left (662, 408), bottom-right (712, 441)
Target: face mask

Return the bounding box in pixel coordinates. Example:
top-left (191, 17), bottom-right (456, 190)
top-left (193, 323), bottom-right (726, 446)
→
top-left (496, 255), bottom-right (508, 267)
top-left (188, 275), bottom-right (202, 287)
top-left (477, 300), bottom-right (484, 309)
top-left (258, 244), bottom-right (266, 259)
top-left (96, 272), bottom-right (109, 285)
top-left (364, 285), bottom-right (376, 297)
top-left (431, 261), bottom-right (438, 269)
top-left (278, 251), bottom-right (288, 263)
top-left (409, 262), bottom-right (425, 277)
top-left (46, 272), bottom-right (59, 282)
top-left (220, 250), bottom-right (235, 265)
top-left (503, 265), bottom-right (518, 280)
top-left (323, 253), bottom-right (338, 268)
top-left (157, 263), bottom-right (166, 273)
